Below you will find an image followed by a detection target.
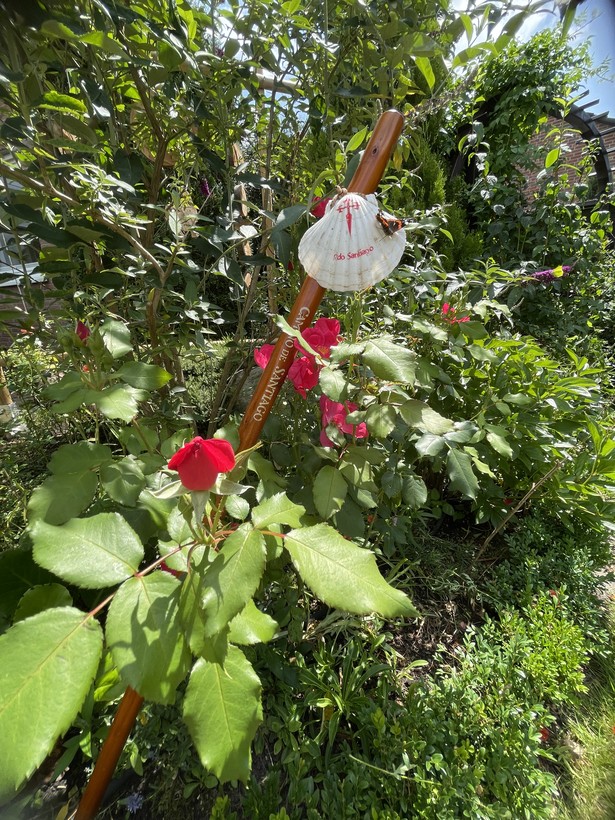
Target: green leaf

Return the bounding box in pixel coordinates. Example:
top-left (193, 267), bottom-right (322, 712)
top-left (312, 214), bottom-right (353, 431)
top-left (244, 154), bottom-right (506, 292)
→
top-left (0, 608), bottom-right (103, 802)
top-left (159, 40), bottom-right (183, 69)
top-left (347, 126), bottom-right (368, 152)
top-left (0, 550), bottom-right (56, 624)
top-left (251, 492), bottom-right (305, 530)
top-left (116, 361), bottom-right (172, 390)
top-left (330, 341), bottom-right (366, 362)
top-left (313, 466), bottom-right (347, 520)
top-left (48, 442), bottom-right (113, 475)
top-left (13, 584), bottom-right (72, 623)
top-left (446, 450), bottom-right (479, 500)
top-left (81, 30), bottom-right (130, 59)
top-left (106, 574), bottom-right (192, 704)
top-left (415, 433), bottom-right (446, 457)
top-left (400, 400), bottom-right (454, 434)
top-left (28, 472), bottom-right (98, 525)
top-left (40, 19), bottom-right (79, 39)
top-left (382, 470), bottom-right (402, 499)
top-left (486, 431), bottom-right (513, 459)
top-left (362, 338), bottom-right (416, 383)
top-left (100, 457), bottom-right (146, 506)
top-left (100, 318), bottom-right (132, 359)
top-left (44, 371), bottom-right (87, 405)
top-left (31, 513), bottom-right (143, 588)
top-left (93, 384), bottom-right (147, 421)
top-left (414, 56), bottom-right (435, 90)
top-left (405, 31), bottom-right (438, 56)
top-left (39, 91), bottom-right (86, 114)
top-left (183, 647), bottom-right (262, 783)
top-left (366, 404), bottom-right (397, 438)
top-left (56, 115), bottom-right (99, 145)
top-left (178, 557), bottom-right (221, 659)
top-left (201, 526), bottom-right (267, 636)
top-left (333, 498), bottom-right (366, 539)
top-left (247, 453), bottom-right (287, 492)
top-left (402, 475), bottom-right (428, 509)
top-left (545, 148), bottom-right (560, 169)
top-left (284, 525), bottom-right (418, 617)
top-left (225, 495), bottom-right (250, 521)
top-left (319, 367), bottom-right (349, 402)
top-left (228, 600), bottom-right (278, 645)
top-left (273, 204), bottom-right (306, 232)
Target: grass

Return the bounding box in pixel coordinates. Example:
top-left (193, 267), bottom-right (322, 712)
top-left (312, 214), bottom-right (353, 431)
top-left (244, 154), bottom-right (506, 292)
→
top-left (557, 604), bottom-right (615, 820)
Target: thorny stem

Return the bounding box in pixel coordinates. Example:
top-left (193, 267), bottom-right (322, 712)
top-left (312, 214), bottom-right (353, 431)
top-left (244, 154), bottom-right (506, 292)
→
top-left (86, 546), bottom-right (185, 622)
top-left (475, 459), bottom-right (563, 560)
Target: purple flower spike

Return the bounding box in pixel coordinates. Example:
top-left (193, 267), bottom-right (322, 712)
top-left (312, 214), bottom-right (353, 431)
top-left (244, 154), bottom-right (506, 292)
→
top-left (532, 269), bottom-right (556, 282)
top-left (199, 178), bottom-right (211, 198)
top-left (532, 265), bottom-right (571, 283)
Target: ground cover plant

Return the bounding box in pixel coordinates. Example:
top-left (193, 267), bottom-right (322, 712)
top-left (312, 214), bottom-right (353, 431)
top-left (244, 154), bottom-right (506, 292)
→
top-left (1, 0), bottom-right (615, 818)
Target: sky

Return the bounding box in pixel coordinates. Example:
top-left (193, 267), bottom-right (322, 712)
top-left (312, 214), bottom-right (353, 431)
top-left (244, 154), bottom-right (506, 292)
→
top-left (516, 0), bottom-right (615, 118)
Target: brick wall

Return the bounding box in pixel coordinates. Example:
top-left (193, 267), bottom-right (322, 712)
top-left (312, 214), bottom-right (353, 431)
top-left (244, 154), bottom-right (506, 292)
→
top-left (524, 113), bottom-right (614, 200)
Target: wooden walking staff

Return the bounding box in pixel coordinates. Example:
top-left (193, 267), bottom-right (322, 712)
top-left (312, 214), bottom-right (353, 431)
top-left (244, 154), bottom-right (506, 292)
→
top-left (74, 107), bottom-right (404, 820)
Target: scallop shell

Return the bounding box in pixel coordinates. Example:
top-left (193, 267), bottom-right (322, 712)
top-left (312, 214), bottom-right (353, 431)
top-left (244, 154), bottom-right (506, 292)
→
top-left (298, 193), bottom-right (406, 292)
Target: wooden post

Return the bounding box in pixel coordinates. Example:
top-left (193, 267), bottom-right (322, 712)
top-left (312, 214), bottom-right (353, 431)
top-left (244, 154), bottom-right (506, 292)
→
top-left (0, 364), bottom-right (15, 423)
top-left (0, 365), bottom-right (12, 407)
top-left (74, 108), bottom-right (404, 820)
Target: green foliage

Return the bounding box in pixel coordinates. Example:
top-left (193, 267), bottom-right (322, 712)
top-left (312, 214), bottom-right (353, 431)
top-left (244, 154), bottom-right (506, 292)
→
top-left (243, 599), bottom-right (588, 819)
top-left (487, 510), bottom-right (613, 655)
top-left (0, 607), bottom-right (103, 802)
top-left (1, 0), bottom-right (614, 815)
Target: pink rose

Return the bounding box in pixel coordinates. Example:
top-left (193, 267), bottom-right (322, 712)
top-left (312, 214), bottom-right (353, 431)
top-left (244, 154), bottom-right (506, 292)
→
top-left (168, 436), bottom-right (235, 491)
top-left (319, 395), bottom-right (368, 447)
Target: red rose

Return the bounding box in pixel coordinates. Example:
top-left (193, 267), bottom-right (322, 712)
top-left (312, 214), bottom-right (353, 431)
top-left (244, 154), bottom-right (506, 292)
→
top-left (441, 303), bottom-right (469, 324)
top-left (254, 317), bottom-right (342, 400)
top-left (76, 321), bottom-right (90, 341)
top-left (310, 197), bottom-right (332, 219)
top-left (319, 395), bottom-right (368, 447)
top-left (254, 343), bottom-right (275, 369)
top-left (167, 436), bottom-right (235, 491)
top-left (288, 354), bottom-right (320, 398)
top-left (298, 317), bottom-right (341, 359)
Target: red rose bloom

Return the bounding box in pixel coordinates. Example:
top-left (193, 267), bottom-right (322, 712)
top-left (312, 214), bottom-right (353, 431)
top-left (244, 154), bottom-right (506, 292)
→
top-left (319, 396), bottom-right (368, 447)
top-left (288, 354), bottom-right (320, 398)
top-left (441, 303), bottom-right (470, 324)
top-left (254, 317), bottom-right (342, 400)
top-left (254, 343), bottom-right (275, 369)
top-left (298, 317), bottom-right (341, 359)
top-left (167, 437), bottom-right (235, 491)
top-left (310, 197), bottom-right (332, 219)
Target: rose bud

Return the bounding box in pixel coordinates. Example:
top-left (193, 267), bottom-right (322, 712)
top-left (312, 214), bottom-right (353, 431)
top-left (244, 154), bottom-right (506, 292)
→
top-left (167, 436), bottom-right (235, 491)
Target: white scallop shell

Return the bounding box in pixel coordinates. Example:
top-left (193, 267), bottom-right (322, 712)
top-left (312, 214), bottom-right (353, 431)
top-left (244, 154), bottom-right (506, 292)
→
top-left (298, 193), bottom-right (406, 292)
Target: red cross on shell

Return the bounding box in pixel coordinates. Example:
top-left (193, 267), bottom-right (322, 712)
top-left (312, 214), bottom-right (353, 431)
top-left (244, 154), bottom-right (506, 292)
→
top-left (298, 192), bottom-right (406, 292)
